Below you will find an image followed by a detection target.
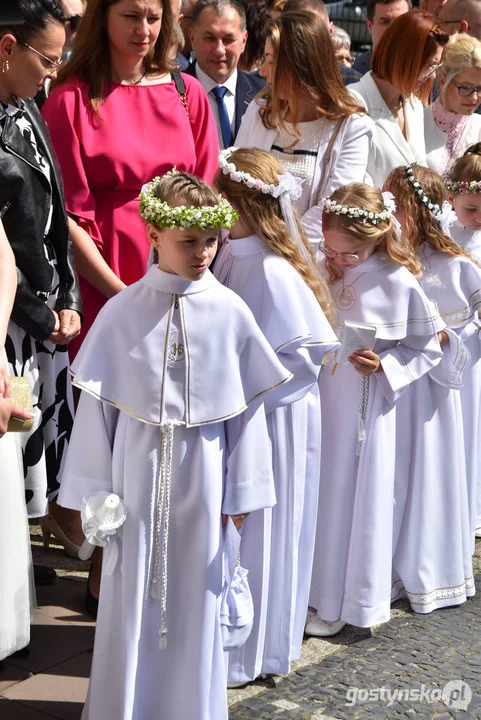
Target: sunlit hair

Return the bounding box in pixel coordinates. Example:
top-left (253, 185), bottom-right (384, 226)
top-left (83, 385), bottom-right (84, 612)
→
top-left (281, 0), bottom-right (329, 24)
top-left (322, 183), bottom-right (421, 284)
top-left (385, 165), bottom-right (477, 264)
top-left (371, 10), bottom-right (449, 104)
top-left (0, 0), bottom-right (65, 44)
top-left (149, 172), bottom-right (220, 262)
top-left (54, 0), bottom-right (176, 117)
top-left (260, 11), bottom-right (365, 146)
top-left (215, 147), bottom-right (334, 323)
top-left (449, 142), bottom-right (481, 184)
top-left (332, 26), bottom-right (351, 53)
top-left (438, 33), bottom-right (481, 98)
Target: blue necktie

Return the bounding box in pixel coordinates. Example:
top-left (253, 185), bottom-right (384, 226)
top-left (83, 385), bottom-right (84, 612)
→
top-left (212, 85), bottom-right (233, 149)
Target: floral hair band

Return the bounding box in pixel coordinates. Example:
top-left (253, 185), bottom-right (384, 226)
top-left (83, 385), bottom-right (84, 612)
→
top-left (443, 176), bottom-right (481, 194)
top-left (322, 193), bottom-right (395, 225)
top-left (139, 170), bottom-right (239, 230)
top-left (218, 147), bottom-right (304, 200)
top-left (405, 164), bottom-right (441, 216)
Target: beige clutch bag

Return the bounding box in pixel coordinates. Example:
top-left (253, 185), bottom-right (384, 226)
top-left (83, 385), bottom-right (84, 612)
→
top-left (7, 376), bottom-right (34, 433)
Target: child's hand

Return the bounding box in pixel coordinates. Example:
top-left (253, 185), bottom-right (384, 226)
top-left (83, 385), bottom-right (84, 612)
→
top-left (222, 513), bottom-right (249, 530)
top-left (348, 349), bottom-right (382, 377)
top-left (437, 331), bottom-right (450, 347)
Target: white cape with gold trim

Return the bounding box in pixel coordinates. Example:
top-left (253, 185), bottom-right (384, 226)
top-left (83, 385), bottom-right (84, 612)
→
top-left (58, 265), bottom-right (292, 720)
top-left (215, 235), bottom-right (339, 680)
top-left (309, 252), bottom-right (472, 628)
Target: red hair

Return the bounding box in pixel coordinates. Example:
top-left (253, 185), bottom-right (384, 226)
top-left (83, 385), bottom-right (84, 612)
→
top-left (371, 10), bottom-right (448, 103)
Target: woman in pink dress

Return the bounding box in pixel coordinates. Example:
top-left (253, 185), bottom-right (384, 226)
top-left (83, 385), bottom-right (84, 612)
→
top-left (42, 0), bottom-right (219, 358)
top-left (41, 0), bottom-right (218, 610)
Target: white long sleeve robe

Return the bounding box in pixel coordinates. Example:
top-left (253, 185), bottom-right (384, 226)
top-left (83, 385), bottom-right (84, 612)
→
top-left (215, 235), bottom-right (339, 680)
top-left (310, 252), bottom-right (452, 627)
top-left (58, 266), bottom-right (292, 720)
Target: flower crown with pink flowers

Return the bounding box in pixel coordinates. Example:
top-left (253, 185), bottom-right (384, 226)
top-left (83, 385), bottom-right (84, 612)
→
top-left (443, 176), bottom-right (481, 194)
top-left (218, 147), bottom-right (304, 200)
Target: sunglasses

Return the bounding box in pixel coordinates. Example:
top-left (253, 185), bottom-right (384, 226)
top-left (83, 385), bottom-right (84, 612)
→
top-left (67, 14), bottom-right (83, 32)
top-left (16, 38), bottom-right (63, 71)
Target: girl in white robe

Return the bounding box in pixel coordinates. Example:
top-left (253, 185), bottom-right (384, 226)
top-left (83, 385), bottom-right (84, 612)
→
top-left (384, 164), bottom-right (477, 611)
top-left (307, 183), bottom-right (451, 637)
top-left (214, 148), bottom-right (339, 683)
top-left (444, 144), bottom-right (481, 538)
top-left (57, 172), bottom-right (293, 720)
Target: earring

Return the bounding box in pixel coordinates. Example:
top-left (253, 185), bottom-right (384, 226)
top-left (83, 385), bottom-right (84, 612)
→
top-left (2, 60), bottom-right (9, 74)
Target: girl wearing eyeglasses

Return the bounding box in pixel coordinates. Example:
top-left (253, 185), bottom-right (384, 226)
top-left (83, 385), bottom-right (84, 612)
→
top-left (425, 33), bottom-right (481, 175)
top-left (307, 183), bottom-right (450, 637)
top-left (0, 0), bottom-right (82, 530)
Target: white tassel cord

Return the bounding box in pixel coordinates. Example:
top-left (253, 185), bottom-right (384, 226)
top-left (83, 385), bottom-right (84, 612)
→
top-left (356, 375), bottom-right (369, 457)
top-left (151, 420), bottom-right (184, 649)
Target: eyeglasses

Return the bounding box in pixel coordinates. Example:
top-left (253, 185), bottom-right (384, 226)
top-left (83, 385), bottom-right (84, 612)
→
top-left (453, 82), bottom-right (481, 96)
top-left (67, 14), bottom-right (83, 32)
top-left (320, 245), bottom-right (367, 265)
top-left (420, 62), bottom-right (442, 79)
top-left (440, 19), bottom-right (471, 29)
top-left (16, 38), bottom-right (63, 71)
top-left (336, 53), bottom-right (355, 64)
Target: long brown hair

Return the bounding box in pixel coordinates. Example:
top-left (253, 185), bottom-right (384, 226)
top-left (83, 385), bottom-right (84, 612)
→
top-left (371, 10), bottom-right (449, 105)
top-left (55, 0), bottom-right (176, 116)
top-left (260, 10), bottom-right (365, 145)
top-left (322, 183), bottom-right (421, 284)
top-left (385, 164), bottom-right (478, 263)
top-left (216, 148), bottom-right (334, 323)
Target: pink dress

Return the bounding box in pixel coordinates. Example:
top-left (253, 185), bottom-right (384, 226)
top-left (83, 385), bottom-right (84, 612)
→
top-left (42, 75), bottom-right (219, 356)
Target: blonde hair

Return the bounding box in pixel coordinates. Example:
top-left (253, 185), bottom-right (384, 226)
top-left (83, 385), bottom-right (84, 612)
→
top-left (215, 148), bottom-right (334, 323)
top-left (321, 183), bottom-right (421, 284)
top-left (439, 32), bottom-right (481, 97)
top-left (384, 164), bottom-right (477, 263)
top-left (449, 142), bottom-right (481, 183)
top-left (150, 172), bottom-right (220, 262)
top-left (261, 11), bottom-right (365, 147)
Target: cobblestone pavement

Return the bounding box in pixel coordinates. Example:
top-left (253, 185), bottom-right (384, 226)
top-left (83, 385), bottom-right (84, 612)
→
top-left (8, 527), bottom-right (478, 719)
top-left (228, 541), bottom-right (481, 720)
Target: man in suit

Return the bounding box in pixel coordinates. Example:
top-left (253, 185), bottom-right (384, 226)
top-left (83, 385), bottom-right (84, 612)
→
top-left (353, 0), bottom-right (411, 76)
top-left (185, 0), bottom-right (265, 148)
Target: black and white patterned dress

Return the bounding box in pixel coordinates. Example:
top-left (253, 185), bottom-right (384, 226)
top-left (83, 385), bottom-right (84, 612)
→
top-left (3, 103), bottom-right (74, 518)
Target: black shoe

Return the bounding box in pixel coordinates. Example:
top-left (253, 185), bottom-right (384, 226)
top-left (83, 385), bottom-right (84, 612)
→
top-left (33, 564), bottom-right (57, 586)
top-left (11, 646), bottom-right (30, 659)
top-left (85, 581), bottom-right (99, 619)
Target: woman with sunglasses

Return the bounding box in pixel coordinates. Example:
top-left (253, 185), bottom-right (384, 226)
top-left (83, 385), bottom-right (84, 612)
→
top-left (425, 33), bottom-right (481, 174)
top-left (348, 11), bottom-right (449, 188)
top-left (0, 0), bottom-right (82, 529)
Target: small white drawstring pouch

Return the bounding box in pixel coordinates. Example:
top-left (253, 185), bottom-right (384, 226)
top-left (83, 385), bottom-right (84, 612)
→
top-left (220, 517), bottom-right (254, 650)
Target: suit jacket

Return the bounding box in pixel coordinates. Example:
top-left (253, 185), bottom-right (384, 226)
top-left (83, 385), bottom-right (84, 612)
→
top-left (184, 62), bottom-right (265, 136)
top-left (348, 71), bottom-right (427, 188)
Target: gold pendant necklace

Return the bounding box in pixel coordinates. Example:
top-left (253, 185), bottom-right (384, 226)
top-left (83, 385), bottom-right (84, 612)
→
top-left (334, 272), bottom-right (365, 311)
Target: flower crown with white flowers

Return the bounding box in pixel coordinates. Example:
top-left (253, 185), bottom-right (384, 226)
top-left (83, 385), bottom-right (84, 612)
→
top-left (323, 194), bottom-right (395, 225)
top-left (218, 147), bottom-right (304, 200)
top-left (405, 164), bottom-right (441, 216)
top-left (139, 170), bottom-right (239, 231)
top-left (443, 176), bottom-right (481, 194)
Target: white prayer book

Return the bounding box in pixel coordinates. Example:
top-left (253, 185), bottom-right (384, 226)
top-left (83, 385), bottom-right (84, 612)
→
top-left (332, 321), bottom-right (377, 375)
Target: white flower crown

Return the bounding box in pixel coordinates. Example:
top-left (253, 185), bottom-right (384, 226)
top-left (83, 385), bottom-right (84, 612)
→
top-left (323, 194), bottom-right (395, 225)
top-left (139, 170), bottom-right (239, 230)
top-left (406, 164), bottom-right (441, 216)
top-left (218, 147), bottom-right (304, 200)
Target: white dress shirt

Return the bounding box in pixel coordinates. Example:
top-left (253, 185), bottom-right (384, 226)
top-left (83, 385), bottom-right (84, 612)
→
top-left (195, 64), bottom-right (237, 149)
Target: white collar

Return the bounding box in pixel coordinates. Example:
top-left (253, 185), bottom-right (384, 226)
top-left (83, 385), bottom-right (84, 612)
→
top-left (141, 264), bottom-right (218, 295)
top-left (227, 234), bottom-right (267, 256)
top-left (195, 64), bottom-right (238, 96)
